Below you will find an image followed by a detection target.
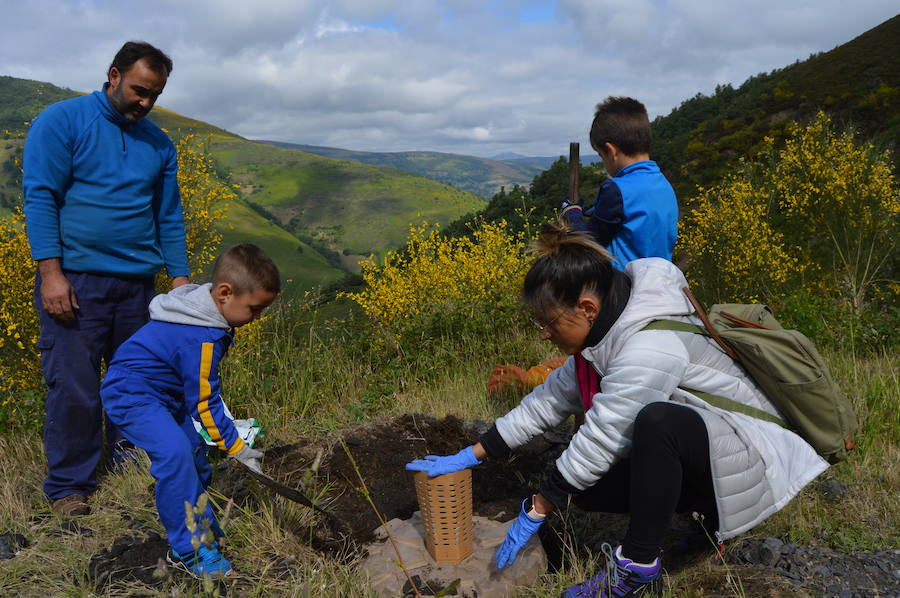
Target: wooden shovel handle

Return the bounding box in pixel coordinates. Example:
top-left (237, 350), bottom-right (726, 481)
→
top-left (569, 142), bottom-right (580, 202)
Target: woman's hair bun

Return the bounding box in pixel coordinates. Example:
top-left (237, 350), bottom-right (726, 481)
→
top-left (532, 219), bottom-right (611, 259)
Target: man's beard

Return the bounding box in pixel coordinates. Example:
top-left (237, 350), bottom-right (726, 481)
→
top-left (108, 85), bottom-right (147, 122)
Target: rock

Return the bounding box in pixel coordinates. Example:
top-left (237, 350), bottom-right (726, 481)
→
top-left (0, 533), bottom-right (28, 560)
top-left (811, 565), bottom-right (831, 577)
top-left (745, 537), bottom-right (783, 567)
top-left (821, 480), bottom-right (848, 502)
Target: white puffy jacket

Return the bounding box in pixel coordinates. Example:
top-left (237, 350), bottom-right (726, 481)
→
top-left (494, 258), bottom-right (828, 539)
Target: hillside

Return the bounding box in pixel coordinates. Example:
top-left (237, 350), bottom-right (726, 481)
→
top-left (256, 140), bottom-right (549, 199)
top-left (214, 198), bottom-right (344, 295)
top-left (652, 13), bottom-right (900, 196)
top-left (0, 76), bottom-right (484, 287)
top-left (212, 137), bottom-right (484, 256)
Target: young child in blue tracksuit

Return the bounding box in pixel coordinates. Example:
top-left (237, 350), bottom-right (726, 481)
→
top-left (101, 243), bottom-right (280, 578)
top-left (562, 96), bottom-right (678, 270)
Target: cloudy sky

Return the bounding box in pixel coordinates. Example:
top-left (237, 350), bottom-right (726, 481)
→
top-left (1, 1), bottom-right (896, 157)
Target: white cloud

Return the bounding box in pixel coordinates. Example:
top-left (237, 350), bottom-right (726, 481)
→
top-left (0, 0), bottom-right (896, 156)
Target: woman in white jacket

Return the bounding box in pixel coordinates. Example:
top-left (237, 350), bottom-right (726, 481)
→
top-left (407, 221), bottom-right (827, 598)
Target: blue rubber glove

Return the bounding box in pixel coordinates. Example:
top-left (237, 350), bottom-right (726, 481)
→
top-left (496, 498), bottom-right (544, 569)
top-left (404, 445), bottom-right (482, 477)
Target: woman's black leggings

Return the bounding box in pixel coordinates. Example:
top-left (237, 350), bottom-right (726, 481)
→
top-left (572, 402), bottom-right (718, 563)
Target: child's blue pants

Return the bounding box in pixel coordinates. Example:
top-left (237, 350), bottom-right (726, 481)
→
top-left (102, 372), bottom-right (216, 554)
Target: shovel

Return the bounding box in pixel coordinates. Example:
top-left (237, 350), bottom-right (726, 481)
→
top-left (231, 459), bottom-right (346, 532)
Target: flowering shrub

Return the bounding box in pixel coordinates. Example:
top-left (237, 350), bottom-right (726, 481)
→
top-left (342, 220), bottom-right (531, 343)
top-left (678, 112), bottom-right (898, 319)
top-left (156, 134), bottom-right (230, 290)
top-left (772, 113), bottom-right (899, 312)
top-left (0, 136), bottom-right (230, 427)
top-left (0, 209), bottom-right (42, 423)
top-left (679, 174), bottom-right (800, 303)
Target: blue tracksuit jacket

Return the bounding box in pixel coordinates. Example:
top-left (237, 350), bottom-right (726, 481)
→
top-left (102, 284), bottom-right (243, 552)
top-left (563, 160), bottom-right (678, 270)
top-left (23, 85), bottom-right (189, 278)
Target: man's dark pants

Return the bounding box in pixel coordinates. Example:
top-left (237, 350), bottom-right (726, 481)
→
top-left (35, 271), bottom-right (155, 499)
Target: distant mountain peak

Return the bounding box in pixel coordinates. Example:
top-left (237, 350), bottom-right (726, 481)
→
top-left (490, 151), bottom-right (530, 160)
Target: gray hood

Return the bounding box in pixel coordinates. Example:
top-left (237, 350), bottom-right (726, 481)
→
top-left (149, 283), bottom-right (230, 329)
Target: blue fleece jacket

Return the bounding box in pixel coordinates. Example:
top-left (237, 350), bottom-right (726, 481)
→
top-left (563, 160), bottom-right (678, 270)
top-left (102, 283), bottom-right (244, 456)
top-left (23, 85), bottom-right (189, 278)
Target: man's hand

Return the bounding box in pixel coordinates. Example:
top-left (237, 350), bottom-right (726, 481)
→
top-left (171, 276), bottom-right (190, 288)
top-left (38, 259), bottom-right (79, 322)
top-left (405, 445), bottom-right (482, 477)
top-left (233, 445), bottom-right (264, 473)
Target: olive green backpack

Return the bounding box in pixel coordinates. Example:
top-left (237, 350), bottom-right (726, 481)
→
top-left (645, 288), bottom-right (858, 463)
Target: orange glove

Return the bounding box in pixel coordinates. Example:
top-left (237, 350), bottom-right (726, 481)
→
top-left (525, 357), bottom-right (567, 387)
top-left (487, 365), bottom-right (528, 396)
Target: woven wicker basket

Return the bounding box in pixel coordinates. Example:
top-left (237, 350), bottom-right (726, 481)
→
top-left (413, 469), bottom-right (474, 563)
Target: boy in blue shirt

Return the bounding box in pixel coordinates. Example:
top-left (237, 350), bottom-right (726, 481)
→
top-left (562, 97), bottom-right (678, 270)
top-left (101, 243), bottom-right (280, 578)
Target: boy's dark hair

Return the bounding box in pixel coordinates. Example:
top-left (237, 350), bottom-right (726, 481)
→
top-left (212, 243), bottom-right (281, 295)
top-left (109, 41), bottom-right (173, 77)
top-left (523, 220), bottom-right (615, 315)
top-left (589, 96), bottom-right (651, 157)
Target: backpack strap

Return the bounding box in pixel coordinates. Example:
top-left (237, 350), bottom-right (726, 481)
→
top-left (681, 286), bottom-right (738, 359)
top-left (681, 388), bottom-right (787, 428)
top-left (642, 320), bottom-right (708, 335)
top-left (640, 320), bottom-right (788, 428)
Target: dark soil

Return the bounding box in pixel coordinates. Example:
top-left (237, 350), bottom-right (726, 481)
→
top-left (261, 413), bottom-right (564, 546)
top-left (88, 529), bottom-right (170, 587)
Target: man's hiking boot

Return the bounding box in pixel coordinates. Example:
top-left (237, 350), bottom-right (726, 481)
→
top-left (560, 544), bottom-right (663, 598)
top-left (51, 494), bottom-right (90, 517)
top-left (167, 543), bottom-right (233, 578)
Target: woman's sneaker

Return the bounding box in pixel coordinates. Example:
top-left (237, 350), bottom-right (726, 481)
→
top-left (167, 543), bottom-right (233, 578)
top-left (561, 544), bottom-right (663, 598)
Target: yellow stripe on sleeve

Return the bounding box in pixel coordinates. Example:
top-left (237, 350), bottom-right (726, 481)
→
top-left (198, 342), bottom-right (226, 451)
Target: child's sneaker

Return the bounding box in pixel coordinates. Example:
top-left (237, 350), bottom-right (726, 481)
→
top-left (167, 543), bottom-right (233, 578)
top-left (560, 544), bottom-right (663, 598)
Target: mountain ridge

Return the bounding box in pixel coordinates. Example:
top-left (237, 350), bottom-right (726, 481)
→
top-left (256, 139), bottom-right (554, 198)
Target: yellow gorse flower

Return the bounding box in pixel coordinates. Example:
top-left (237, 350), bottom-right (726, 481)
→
top-left (342, 220), bottom-right (530, 338)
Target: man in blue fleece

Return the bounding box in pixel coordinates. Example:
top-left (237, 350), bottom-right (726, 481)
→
top-left (102, 243), bottom-right (279, 578)
top-left (23, 41), bottom-right (188, 517)
top-left (561, 97), bottom-right (678, 270)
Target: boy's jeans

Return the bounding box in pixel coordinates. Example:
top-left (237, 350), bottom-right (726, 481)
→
top-left (35, 271), bottom-right (155, 499)
top-left (102, 374), bottom-right (215, 554)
